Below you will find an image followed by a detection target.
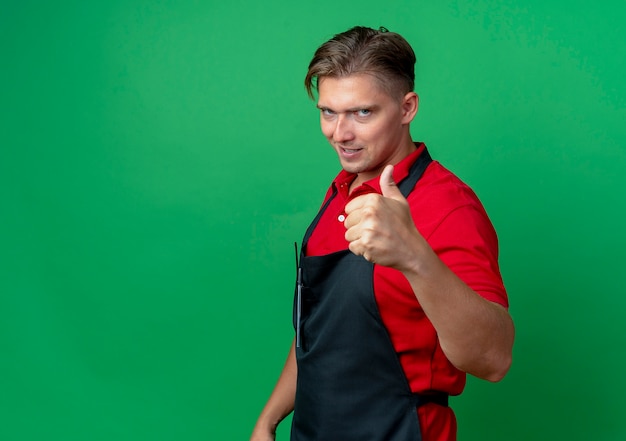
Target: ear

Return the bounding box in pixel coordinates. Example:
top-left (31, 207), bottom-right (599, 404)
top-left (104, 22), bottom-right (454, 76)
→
top-left (401, 92), bottom-right (419, 124)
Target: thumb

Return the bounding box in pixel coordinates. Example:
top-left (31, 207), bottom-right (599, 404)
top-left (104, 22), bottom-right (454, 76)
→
top-left (379, 164), bottom-right (404, 200)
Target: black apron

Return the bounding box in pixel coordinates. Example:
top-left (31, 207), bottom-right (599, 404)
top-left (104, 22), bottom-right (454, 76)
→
top-left (291, 148), bottom-right (448, 441)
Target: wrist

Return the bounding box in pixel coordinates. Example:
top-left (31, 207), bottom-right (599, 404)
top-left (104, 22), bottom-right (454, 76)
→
top-left (400, 240), bottom-right (436, 277)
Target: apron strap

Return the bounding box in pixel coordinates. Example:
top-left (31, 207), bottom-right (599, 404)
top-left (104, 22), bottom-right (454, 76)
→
top-left (397, 146), bottom-right (432, 198)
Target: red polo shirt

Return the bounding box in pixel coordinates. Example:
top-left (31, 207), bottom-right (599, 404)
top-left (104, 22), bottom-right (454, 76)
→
top-left (305, 144), bottom-right (508, 441)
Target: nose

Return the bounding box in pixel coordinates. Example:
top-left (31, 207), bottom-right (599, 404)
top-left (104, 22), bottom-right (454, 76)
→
top-left (332, 114), bottom-right (355, 143)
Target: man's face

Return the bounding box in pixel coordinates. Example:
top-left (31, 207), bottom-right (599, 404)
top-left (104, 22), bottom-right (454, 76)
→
top-left (317, 74), bottom-right (417, 185)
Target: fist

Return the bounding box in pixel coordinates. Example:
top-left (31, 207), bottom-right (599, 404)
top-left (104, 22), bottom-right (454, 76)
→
top-left (344, 165), bottom-right (423, 270)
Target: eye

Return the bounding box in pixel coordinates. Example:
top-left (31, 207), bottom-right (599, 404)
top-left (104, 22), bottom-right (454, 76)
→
top-left (320, 108), bottom-right (336, 119)
top-left (355, 109), bottom-right (371, 117)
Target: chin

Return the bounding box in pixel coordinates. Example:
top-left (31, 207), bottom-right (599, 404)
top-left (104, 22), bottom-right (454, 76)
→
top-left (340, 163), bottom-right (363, 174)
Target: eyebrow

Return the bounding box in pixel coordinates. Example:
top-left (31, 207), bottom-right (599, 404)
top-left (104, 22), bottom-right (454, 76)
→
top-left (316, 104), bottom-right (377, 112)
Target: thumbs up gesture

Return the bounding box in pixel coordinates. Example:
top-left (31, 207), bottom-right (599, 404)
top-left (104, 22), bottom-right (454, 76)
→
top-left (344, 165), bottom-right (426, 270)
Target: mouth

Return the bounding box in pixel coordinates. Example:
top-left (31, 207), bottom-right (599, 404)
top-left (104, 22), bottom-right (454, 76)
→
top-left (338, 145), bottom-right (364, 155)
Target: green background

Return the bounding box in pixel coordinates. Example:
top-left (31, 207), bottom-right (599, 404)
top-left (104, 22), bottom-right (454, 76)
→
top-left (1, 1), bottom-right (625, 440)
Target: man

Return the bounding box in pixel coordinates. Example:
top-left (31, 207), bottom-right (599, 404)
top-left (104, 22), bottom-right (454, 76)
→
top-left (251, 26), bottom-right (514, 441)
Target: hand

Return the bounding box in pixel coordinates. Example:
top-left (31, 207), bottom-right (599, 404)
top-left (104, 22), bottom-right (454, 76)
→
top-left (250, 427), bottom-right (276, 441)
top-left (344, 165), bottom-right (426, 271)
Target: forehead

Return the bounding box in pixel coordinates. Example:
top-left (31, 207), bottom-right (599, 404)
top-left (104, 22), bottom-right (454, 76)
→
top-left (317, 74), bottom-right (395, 109)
